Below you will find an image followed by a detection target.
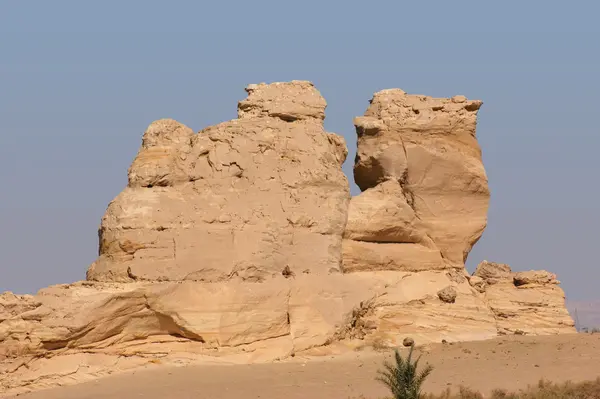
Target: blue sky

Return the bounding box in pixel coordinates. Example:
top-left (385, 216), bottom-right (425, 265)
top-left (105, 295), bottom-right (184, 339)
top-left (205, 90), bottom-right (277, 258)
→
top-left (1, 1), bottom-right (599, 299)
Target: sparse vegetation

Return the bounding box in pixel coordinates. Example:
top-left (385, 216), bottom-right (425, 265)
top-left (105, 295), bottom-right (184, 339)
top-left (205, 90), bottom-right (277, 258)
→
top-left (421, 378), bottom-right (600, 398)
top-left (376, 345), bottom-right (434, 399)
top-left (366, 338), bottom-right (600, 399)
top-left (356, 378), bottom-right (600, 399)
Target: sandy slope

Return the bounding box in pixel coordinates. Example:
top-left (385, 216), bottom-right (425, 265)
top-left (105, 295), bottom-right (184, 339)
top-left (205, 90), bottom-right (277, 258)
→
top-left (13, 334), bottom-right (600, 399)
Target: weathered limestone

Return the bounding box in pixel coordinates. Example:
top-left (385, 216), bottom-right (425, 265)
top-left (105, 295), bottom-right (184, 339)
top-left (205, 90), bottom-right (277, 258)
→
top-left (347, 89), bottom-right (489, 271)
top-left (87, 81), bottom-right (350, 283)
top-left (0, 270), bottom-right (501, 393)
top-left (0, 82), bottom-right (575, 396)
top-left (471, 261), bottom-right (574, 335)
top-left (338, 88), bottom-right (502, 347)
top-left (0, 293), bottom-right (41, 323)
top-left (473, 260), bottom-right (513, 284)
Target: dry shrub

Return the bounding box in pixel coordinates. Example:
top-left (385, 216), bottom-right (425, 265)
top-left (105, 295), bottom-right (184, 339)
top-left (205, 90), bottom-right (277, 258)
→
top-left (419, 378), bottom-right (600, 399)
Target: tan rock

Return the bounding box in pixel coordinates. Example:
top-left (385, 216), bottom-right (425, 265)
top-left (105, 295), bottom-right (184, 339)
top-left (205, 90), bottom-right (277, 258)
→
top-left (0, 81), bottom-right (577, 396)
top-left (0, 293), bottom-right (41, 323)
top-left (238, 81), bottom-right (327, 121)
top-left (445, 269), bottom-right (469, 284)
top-left (0, 281), bottom-right (291, 360)
top-left (341, 239), bottom-right (444, 273)
top-left (468, 275), bottom-right (487, 293)
top-left (87, 80), bottom-right (350, 282)
top-left (473, 260), bottom-right (513, 284)
top-left (485, 281), bottom-right (575, 335)
top-left (514, 270), bottom-right (559, 286)
top-left (368, 271), bottom-right (498, 345)
top-left (437, 286), bottom-right (457, 303)
top-left (288, 274), bottom-right (374, 352)
top-left (0, 271), bottom-right (498, 395)
top-left (342, 177), bottom-right (446, 272)
top-left (344, 181), bottom-right (434, 246)
top-left (352, 89), bottom-right (489, 268)
top-left (128, 119), bottom-right (195, 188)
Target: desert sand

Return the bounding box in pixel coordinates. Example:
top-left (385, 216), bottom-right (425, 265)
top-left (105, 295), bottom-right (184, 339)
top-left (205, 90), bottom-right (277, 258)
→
top-left (13, 334), bottom-right (600, 399)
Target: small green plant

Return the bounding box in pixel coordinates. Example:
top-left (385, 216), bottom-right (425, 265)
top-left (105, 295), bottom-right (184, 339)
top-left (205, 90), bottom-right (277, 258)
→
top-left (376, 345), bottom-right (434, 399)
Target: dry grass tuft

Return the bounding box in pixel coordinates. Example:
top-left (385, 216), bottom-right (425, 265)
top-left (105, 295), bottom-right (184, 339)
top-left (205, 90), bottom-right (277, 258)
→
top-left (354, 378), bottom-right (600, 399)
top-left (422, 378), bottom-right (600, 398)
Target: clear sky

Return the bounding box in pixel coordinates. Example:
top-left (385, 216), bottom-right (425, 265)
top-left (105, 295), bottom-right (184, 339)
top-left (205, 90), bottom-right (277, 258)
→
top-left (1, 1), bottom-right (599, 300)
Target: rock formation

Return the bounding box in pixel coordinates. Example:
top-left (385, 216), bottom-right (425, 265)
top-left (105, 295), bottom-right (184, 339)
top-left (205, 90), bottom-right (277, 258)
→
top-left (347, 89), bottom-right (488, 272)
top-left (0, 81), bottom-right (575, 396)
top-left (340, 89), bottom-right (501, 343)
top-left (471, 261), bottom-right (574, 335)
top-left (88, 81), bottom-right (350, 283)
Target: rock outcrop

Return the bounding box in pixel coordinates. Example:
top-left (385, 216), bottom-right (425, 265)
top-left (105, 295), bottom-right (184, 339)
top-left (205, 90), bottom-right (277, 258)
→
top-left (0, 81), bottom-right (575, 396)
top-left (339, 89), bottom-right (503, 340)
top-left (87, 81), bottom-right (350, 283)
top-left (347, 89), bottom-right (489, 271)
top-left (473, 260), bottom-right (513, 283)
top-left (470, 261), bottom-right (574, 335)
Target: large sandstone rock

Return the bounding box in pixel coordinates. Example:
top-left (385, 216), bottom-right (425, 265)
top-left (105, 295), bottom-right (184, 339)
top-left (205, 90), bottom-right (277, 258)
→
top-left (0, 281), bottom-right (295, 393)
top-left (87, 81), bottom-right (350, 283)
top-left (367, 271), bottom-right (498, 345)
top-left (513, 270), bottom-right (559, 286)
top-left (0, 81), bottom-right (576, 396)
top-left (472, 261), bottom-right (574, 335)
top-left (350, 90), bottom-right (489, 269)
top-left (0, 271), bottom-right (499, 394)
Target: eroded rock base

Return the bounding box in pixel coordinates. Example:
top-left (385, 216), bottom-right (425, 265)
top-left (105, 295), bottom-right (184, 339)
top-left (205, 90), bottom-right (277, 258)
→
top-left (1, 265), bottom-right (574, 396)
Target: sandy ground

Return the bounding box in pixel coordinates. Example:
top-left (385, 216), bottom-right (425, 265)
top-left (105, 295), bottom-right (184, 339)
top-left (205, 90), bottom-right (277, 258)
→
top-left (12, 334), bottom-right (600, 399)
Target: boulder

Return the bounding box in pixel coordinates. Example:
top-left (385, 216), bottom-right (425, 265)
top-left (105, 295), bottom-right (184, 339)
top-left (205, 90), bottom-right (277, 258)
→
top-left (343, 180), bottom-right (435, 246)
top-left (514, 270), bottom-right (559, 286)
top-left (438, 286), bottom-right (458, 303)
top-left (485, 282), bottom-right (575, 335)
top-left (473, 260), bottom-right (513, 284)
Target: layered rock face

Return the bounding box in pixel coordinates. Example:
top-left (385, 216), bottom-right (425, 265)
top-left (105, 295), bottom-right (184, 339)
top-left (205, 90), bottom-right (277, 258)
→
top-left (471, 261), bottom-right (575, 335)
top-left (338, 90), bottom-right (500, 342)
top-left (88, 81), bottom-right (350, 283)
top-left (346, 90), bottom-right (489, 272)
top-left (0, 82), bottom-right (574, 395)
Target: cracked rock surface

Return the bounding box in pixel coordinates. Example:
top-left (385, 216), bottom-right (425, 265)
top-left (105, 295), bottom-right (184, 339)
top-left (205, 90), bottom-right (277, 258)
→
top-left (87, 80), bottom-right (350, 283)
top-left (0, 81), bottom-right (575, 396)
top-left (348, 89), bottom-right (489, 271)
